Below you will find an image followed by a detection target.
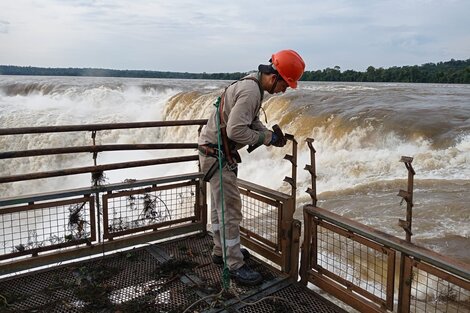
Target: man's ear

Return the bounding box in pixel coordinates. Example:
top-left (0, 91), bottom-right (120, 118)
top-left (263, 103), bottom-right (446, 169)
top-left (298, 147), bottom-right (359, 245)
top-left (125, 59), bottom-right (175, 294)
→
top-left (269, 73), bottom-right (277, 83)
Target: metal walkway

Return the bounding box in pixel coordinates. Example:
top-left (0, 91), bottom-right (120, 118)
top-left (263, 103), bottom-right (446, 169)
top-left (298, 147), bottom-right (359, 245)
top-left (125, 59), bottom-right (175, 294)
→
top-left (0, 234), bottom-right (347, 313)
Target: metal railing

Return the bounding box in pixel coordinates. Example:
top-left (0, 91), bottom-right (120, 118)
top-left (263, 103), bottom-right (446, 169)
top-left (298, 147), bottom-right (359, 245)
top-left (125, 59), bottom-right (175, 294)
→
top-left (0, 196), bottom-right (97, 261)
top-left (238, 133), bottom-right (301, 277)
top-left (0, 120), bottom-right (206, 184)
top-left (1, 122), bottom-right (468, 312)
top-left (300, 206), bottom-right (396, 312)
top-left (0, 120), bottom-right (299, 278)
top-left (0, 121), bottom-right (209, 275)
top-left (300, 138), bottom-right (470, 313)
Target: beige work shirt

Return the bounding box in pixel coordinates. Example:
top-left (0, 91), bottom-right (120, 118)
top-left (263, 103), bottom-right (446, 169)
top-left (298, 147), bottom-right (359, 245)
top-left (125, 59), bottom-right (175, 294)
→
top-left (198, 73), bottom-right (272, 149)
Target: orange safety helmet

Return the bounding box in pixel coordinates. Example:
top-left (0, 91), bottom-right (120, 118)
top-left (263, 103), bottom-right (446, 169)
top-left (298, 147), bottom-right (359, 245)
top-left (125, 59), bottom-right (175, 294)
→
top-left (270, 50), bottom-right (305, 88)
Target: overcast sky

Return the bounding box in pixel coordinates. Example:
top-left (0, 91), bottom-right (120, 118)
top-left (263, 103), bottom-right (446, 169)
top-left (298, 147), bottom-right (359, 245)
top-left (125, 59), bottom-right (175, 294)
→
top-left (1, 0), bottom-right (469, 73)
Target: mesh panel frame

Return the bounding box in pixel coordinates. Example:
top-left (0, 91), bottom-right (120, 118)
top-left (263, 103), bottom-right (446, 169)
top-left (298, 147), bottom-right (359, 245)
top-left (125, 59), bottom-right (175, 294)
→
top-left (409, 261), bottom-right (470, 313)
top-left (240, 192), bottom-right (281, 250)
top-left (0, 197), bottom-right (94, 261)
top-left (103, 182), bottom-right (198, 239)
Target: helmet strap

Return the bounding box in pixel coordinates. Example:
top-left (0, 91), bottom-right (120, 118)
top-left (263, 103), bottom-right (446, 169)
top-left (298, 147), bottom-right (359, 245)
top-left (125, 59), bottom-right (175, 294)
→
top-left (269, 74), bottom-right (280, 94)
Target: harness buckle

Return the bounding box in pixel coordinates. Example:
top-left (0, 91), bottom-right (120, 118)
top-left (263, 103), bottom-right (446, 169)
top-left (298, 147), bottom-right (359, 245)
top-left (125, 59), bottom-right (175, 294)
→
top-left (215, 148), bottom-right (224, 159)
top-left (225, 162), bottom-right (238, 171)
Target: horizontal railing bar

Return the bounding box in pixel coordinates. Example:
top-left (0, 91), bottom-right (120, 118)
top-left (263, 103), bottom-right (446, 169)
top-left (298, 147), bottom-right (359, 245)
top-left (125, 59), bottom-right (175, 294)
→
top-left (0, 238), bottom-right (91, 261)
top-left (239, 188), bottom-right (280, 207)
top-left (106, 217), bottom-right (197, 240)
top-left (313, 268), bottom-right (387, 307)
top-left (413, 259), bottom-right (470, 290)
top-left (0, 172), bottom-right (203, 207)
top-left (0, 196), bottom-right (93, 214)
top-left (0, 120), bottom-right (208, 135)
top-left (0, 223), bottom-right (204, 276)
top-left (306, 271), bottom-right (384, 313)
top-left (240, 237), bottom-right (282, 265)
top-left (317, 219), bottom-right (387, 252)
top-left (238, 179), bottom-right (291, 202)
top-left (305, 205), bottom-right (470, 280)
top-left (103, 180), bottom-right (195, 199)
top-left (0, 143), bottom-right (198, 159)
top-left (0, 155), bottom-right (198, 184)
top-left (240, 227), bottom-right (278, 250)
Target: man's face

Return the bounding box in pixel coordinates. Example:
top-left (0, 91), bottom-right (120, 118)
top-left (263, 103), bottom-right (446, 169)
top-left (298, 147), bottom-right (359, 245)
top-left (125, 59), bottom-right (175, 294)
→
top-left (269, 75), bottom-right (289, 94)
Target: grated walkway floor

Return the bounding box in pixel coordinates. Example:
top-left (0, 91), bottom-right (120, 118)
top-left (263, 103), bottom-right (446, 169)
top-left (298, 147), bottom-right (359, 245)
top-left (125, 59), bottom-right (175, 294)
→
top-left (0, 234), bottom-right (347, 313)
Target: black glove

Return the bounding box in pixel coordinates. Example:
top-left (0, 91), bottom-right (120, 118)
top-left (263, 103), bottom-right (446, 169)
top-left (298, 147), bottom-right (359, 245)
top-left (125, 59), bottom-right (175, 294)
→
top-left (270, 131), bottom-right (287, 147)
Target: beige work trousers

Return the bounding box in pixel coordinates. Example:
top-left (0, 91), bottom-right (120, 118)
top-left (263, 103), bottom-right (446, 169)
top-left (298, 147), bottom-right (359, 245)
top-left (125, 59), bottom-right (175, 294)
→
top-left (200, 154), bottom-right (244, 271)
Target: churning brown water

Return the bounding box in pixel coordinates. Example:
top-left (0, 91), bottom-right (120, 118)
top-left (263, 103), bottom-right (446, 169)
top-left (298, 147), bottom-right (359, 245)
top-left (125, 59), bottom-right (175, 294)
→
top-left (1, 76), bottom-right (469, 262)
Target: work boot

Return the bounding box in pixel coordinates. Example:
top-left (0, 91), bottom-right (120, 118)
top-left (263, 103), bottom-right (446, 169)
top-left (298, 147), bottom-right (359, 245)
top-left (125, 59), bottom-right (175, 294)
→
top-left (212, 248), bottom-right (250, 265)
top-left (229, 264), bottom-right (263, 286)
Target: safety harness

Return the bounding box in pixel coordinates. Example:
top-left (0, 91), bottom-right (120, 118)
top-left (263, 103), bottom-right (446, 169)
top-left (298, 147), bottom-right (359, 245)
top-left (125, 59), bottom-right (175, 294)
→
top-left (200, 76), bottom-right (264, 289)
top-left (199, 75), bottom-right (264, 176)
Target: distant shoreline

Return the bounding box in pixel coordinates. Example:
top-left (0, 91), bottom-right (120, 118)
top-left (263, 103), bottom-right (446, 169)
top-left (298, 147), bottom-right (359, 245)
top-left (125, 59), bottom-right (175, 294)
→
top-left (1, 58), bottom-right (469, 83)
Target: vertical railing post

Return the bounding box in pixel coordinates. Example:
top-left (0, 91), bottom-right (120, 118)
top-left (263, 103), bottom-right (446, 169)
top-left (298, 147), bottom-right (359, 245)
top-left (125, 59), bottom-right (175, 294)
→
top-left (289, 219), bottom-right (302, 279)
top-left (398, 255), bottom-right (414, 313)
top-left (282, 134), bottom-right (297, 205)
top-left (196, 125), bottom-right (207, 233)
top-left (280, 134), bottom-right (298, 274)
top-left (397, 156), bottom-right (415, 313)
top-left (301, 138), bottom-right (317, 284)
top-left (397, 156), bottom-right (415, 242)
top-left (198, 178), bottom-right (208, 234)
top-left (304, 138), bottom-right (317, 206)
top-left (300, 209), bottom-right (313, 285)
top-left (91, 130), bottom-right (102, 243)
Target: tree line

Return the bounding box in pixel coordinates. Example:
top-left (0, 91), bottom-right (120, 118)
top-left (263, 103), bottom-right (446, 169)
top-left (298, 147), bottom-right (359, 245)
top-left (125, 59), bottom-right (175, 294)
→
top-left (302, 59), bottom-right (470, 83)
top-left (0, 66), bottom-right (247, 80)
top-left (1, 58), bottom-right (469, 83)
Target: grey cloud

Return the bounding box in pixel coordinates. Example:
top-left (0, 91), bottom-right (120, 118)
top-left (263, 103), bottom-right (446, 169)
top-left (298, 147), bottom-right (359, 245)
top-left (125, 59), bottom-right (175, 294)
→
top-left (51, 0), bottom-right (117, 9)
top-left (2, 0), bottom-right (469, 72)
top-left (392, 34), bottom-right (435, 50)
top-left (0, 21), bottom-right (9, 34)
top-left (365, 24), bottom-right (435, 49)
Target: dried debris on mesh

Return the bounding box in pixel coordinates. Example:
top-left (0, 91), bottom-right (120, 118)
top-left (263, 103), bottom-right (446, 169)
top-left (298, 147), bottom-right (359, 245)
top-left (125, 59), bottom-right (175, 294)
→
top-left (0, 238), bottom-right (284, 312)
top-left (0, 254), bottom-right (205, 313)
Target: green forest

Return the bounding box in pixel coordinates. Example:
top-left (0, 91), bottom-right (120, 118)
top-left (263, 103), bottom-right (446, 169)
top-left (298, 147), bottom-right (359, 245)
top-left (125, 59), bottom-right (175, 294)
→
top-left (1, 58), bottom-right (469, 83)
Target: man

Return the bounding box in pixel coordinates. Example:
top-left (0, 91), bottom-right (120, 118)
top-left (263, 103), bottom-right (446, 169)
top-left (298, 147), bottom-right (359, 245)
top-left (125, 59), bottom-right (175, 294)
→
top-left (198, 49), bottom-right (305, 285)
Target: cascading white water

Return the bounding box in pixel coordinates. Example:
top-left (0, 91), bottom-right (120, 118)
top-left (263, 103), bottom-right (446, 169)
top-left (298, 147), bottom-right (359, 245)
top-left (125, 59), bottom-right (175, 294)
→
top-left (1, 75), bottom-right (469, 262)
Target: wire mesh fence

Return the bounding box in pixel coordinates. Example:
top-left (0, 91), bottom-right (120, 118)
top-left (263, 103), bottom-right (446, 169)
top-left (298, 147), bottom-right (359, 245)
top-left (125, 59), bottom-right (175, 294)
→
top-left (103, 181), bottom-right (199, 239)
top-left (302, 206), bottom-right (470, 313)
top-left (409, 260), bottom-right (470, 313)
top-left (240, 191), bottom-right (281, 251)
top-left (314, 221), bottom-right (394, 310)
top-left (0, 197), bottom-right (95, 261)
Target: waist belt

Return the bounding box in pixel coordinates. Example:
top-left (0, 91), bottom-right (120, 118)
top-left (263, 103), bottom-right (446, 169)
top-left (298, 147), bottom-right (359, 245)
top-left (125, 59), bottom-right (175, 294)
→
top-left (199, 143), bottom-right (241, 181)
top-left (198, 144), bottom-right (219, 158)
top-left (198, 144), bottom-right (241, 162)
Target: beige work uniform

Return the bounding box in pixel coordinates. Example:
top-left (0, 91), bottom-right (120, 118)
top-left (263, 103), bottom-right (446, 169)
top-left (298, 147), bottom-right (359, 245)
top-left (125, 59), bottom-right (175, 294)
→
top-left (199, 73), bottom-right (272, 270)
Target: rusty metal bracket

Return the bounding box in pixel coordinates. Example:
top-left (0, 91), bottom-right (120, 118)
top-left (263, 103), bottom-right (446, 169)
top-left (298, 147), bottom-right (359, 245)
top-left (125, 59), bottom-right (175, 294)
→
top-left (305, 188), bottom-right (317, 201)
top-left (398, 219), bottom-right (412, 237)
top-left (304, 164), bottom-right (316, 177)
top-left (305, 138), bottom-right (317, 206)
top-left (283, 133), bottom-right (298, 200)
top-left (283, 176), bottom-right (295, 189)
top-left (397, 189), bottom-right (411, 203)
top-left (284, 154), bottom-right (294, 163)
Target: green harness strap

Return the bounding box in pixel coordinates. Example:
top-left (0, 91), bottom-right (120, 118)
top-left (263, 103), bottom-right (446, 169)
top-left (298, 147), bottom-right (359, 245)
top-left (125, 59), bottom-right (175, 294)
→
top-left (214, 96), bottom-right (230, 290)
